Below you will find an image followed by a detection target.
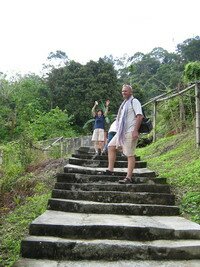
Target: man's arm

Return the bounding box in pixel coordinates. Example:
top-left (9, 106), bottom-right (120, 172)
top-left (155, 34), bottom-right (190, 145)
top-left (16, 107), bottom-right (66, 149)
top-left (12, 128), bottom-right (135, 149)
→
top-left (132, 114), bottom-right (144, 140)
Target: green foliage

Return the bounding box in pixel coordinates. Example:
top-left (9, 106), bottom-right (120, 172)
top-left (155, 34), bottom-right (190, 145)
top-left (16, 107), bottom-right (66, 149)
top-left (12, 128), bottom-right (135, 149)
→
top-left (1, 36), bottom-right (200, 142)
top-left (157, 98), bottom-right (180, 133)
top-left (47, 58), bottom-right (121, 130)
top-left (137, 131), bottom-right (200, 223)
top-left (181, 192), bottom-right (200, 222)
top-left (28, 107), bottom-right (76, 140)
top-left (124, 49), bottom-right (184, 101)
top-left (116, 36), bottom-right (200, 101)
top-left (0, 193), bottom-right (50, 267)
top-left (184, 61), bottom-right (200, 82)
top-left (83, 118), bottom-right (95, 130)
top-left (0, 142), bottom-right (25, 191)
top-left (177, 36), bottom-right (200, 62)
top-left (0, 134), bottom-right (46, 192)
top-left (153, 88), bottom-right (196, 137)
top-left (0, 74), bottom-right (51, 141)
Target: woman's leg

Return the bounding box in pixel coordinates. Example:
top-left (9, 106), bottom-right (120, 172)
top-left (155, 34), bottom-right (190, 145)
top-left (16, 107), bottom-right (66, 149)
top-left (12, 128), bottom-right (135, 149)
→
top-left (97, 129), bottom-right (105, 154)
top-left (99, 141), bottom-right (104, 151)
top-left (93, 141), bottom-right (99, 153)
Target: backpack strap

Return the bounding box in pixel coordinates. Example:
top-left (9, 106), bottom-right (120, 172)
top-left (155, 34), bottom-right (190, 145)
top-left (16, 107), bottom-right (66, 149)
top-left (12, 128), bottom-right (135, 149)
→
top-left (131, 98), bottom-right (145, 117)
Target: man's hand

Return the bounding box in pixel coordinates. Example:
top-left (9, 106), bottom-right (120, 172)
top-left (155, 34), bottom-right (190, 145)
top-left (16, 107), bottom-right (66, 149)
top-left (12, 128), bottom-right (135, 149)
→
top-left (132, 130), bottom-right (139, 140)
top-left (95, 101), bottom-right (98, 106)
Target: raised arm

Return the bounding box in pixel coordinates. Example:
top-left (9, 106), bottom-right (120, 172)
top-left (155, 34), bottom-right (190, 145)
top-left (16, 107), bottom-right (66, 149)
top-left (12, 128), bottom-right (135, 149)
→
top-left (104, 99), bottom-right (110, 116)
top-left (92, 101), bottom-right (98, 117)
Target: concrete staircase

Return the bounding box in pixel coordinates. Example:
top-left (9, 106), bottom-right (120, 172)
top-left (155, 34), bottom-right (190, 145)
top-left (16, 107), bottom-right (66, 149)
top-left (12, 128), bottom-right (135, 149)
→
top-left (14, 147), bottom-right (200, 266)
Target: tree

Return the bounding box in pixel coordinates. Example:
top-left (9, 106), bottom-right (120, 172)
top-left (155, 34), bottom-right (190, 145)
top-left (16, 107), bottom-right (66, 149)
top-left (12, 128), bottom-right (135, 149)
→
top-left (177, 36), bottom-right (200, 62)
top-left (28, 107), bottom-right (75, 140)
top-left (0, 74), bottom-right (51, 140)
top-left (42, 50), bottom-right (69, 76)
top-left (149, 47), bottom-right (168, 63)
top-left (47, 58), bottom-right (120, 130)
top-left (184, 61), bottom-right (200, 83)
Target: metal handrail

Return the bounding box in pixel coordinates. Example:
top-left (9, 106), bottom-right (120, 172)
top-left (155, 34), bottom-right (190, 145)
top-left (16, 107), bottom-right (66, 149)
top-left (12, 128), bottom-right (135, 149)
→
top-left (43, 136), bottom-right (64, 151)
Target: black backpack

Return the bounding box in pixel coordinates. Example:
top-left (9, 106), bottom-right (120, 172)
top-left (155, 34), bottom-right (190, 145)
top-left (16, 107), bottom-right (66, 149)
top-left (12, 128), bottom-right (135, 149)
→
top-left (131, 99), bottom-right (153, 134)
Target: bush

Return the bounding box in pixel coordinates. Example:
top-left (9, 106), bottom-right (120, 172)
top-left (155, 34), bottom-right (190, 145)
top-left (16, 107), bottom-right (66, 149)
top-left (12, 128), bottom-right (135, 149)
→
top-left (28, 107), bottom-right (76, 140)
top-left (184, 61), bottom-right (200, 82)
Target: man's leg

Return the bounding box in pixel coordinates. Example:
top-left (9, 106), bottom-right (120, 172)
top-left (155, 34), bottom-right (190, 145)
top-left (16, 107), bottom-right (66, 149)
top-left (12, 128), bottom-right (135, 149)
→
top-left (127, 156), bottom-right (135, 178)
top-left (108, 146), bottom-right (116, 171)
top-left (119, 133), bottom-right (137, 183)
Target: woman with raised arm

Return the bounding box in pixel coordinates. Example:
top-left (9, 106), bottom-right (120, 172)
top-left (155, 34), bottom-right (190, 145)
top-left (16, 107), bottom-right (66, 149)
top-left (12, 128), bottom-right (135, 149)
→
top-left (91, 100), bottom-right (110, 155)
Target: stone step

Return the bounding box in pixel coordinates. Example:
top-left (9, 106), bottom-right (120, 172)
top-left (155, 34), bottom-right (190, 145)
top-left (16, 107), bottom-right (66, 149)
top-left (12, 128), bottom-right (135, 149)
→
top-left (48, 198), bottom-right (180, 216)
top-left (75, 148), bottom-right (125, 156)
top-left (54, 182), bottom-right (171, 193)
top-left (64, 164), bottom-right (156, 178)
top-left (29, 211), bottom-right (200, 240)
top-left (51, 189), bottom-right (175, 205)
top-left (77, 146), bottom-right (95, 153)
top-left (57, 173), bottom-right (167, 185)
top-left (13, 258), bottom-right (200, 267)
top-left (68, 158), bottom-right (147, 168)
top-left (71, 153), bottom-right (141, 161)
top-left (21, 236), bottom-right (200, 260)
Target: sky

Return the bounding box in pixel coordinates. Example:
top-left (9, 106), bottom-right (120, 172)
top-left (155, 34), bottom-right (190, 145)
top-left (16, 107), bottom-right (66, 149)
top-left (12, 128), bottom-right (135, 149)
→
top-left (0, 0), bottom-right (199, 75)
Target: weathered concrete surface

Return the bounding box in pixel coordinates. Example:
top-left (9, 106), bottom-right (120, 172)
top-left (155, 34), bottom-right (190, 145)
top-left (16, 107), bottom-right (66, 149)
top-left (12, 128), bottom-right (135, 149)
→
top-left (56, 173), bottom-right (167, 184)
top-left (68, 157), bottom-right (147, 168)
top-left (71, 153), bottom-right (140, 161)
top-left (51, 189), bottom-right (175, 205)
top-left (64, 164), bottom-right (156, 177)
top-left (21, 236), bottom-right (200, 260)
top-left (75, 147), bottom-right (129, 156)
top-left (48, 198), bottom-right (180, 216)
top-left (13, 146), bottom-right (200, 266)
top-left (54, 182), bottom-right (171, 193)
top-left (29, 211), bottom-right (200, 240)
top-left (13, 258), bottom-right (200, 267)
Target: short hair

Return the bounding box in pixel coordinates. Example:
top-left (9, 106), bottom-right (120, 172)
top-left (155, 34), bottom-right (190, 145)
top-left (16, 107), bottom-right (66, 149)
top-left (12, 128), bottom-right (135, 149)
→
top-left (97, 109), bottom-right (103, 114)
top-left (122, 84), bottom-right (133, 92)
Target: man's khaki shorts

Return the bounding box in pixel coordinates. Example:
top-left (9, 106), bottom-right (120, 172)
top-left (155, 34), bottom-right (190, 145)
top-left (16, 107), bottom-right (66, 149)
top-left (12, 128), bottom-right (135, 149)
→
top-left (92, 128), bottom-right (105, 142)
top-left (108, 132), bottom-right (138, 157)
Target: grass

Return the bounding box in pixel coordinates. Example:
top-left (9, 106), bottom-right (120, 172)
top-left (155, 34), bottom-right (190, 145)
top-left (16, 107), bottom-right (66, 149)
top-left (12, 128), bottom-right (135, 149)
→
top-left (0, 158), bottom-right (64, 267)
top-left (0, 193), bottom-right (50, 267)
top-left (137, 130), bottom-right (200, 223)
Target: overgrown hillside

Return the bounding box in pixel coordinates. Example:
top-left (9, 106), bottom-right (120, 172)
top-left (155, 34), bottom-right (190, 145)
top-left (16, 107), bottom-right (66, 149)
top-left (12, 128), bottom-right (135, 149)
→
top-left (0, 157), bottom-right (67, 267)
top-left (137, 130), bottom-right (200, 223)
top-left (0, 131), bottom-right (200, 267)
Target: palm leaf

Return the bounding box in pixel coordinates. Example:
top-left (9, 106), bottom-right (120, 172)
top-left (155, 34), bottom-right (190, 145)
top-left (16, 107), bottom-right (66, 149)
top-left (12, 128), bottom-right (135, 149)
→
top-left (83, 118), bottom-right (95, 129)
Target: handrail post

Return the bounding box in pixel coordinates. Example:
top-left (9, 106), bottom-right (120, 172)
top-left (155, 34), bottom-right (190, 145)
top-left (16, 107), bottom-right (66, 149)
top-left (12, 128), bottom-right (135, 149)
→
top-left (153, 101), bottom-right (157, 142)
top-left (195, 82), bottom-right (200, 148)
top-left (60, 138), bottom-right (64, 157)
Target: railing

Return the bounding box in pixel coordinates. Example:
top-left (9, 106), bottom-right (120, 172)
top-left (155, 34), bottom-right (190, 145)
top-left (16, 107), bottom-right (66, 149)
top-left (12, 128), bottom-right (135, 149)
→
top-left (43, 136), bottom-right (64, 157)
top-left (142, 82), bottom-right (200, 148)
top-left (41, 135), bottom-right (92, 157)
top-left (0, 136), bottom-right (92, 165)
